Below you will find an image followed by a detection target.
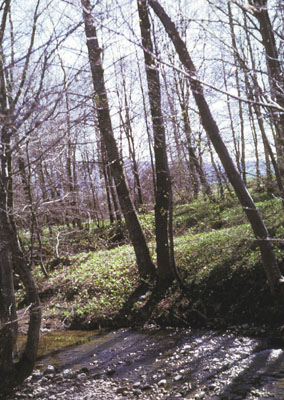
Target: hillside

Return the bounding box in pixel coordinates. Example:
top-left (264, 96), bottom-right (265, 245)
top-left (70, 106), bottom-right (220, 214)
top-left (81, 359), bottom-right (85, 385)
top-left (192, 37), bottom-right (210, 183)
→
top-left (17, 185), bottom-right (284, 340)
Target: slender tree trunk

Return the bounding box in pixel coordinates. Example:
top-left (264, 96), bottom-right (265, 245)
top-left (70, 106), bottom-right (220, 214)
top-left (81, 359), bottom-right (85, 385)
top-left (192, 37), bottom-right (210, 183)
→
top-left (108, 170), bottom-right (122, 223)
top-left (0, 1), bottom-right (41, 392)
top-left (83, 154), bottom-right (101, 226)
top-left (137, 0), bottom-right (174, 285)
top-left (181, 101), bottom-right (213, 200)
top-left (222, 61), bottom-right (241, 174)
top-left (0, 130), bottom-right (41, 394)
top-left (118, 62), bottom-right (144, 208)
top-left (0, 209), bottom-right (18, 390)
top-left (149, 0), bottom-right (284, 296)
top-left (136, 48), bottom-right (157, 197)
top-left (228, 2), bottom-right (246, 183)
top-left (208, 138), bottom-right (225, 200)
top-left (81, 0), bottom-right (155, 280)
top-left (173, 73), bottom-right (200, 198)
top-left (248, 104), bottom-right (262, 189)
top-left (61, 64), bottom-right (83, 230)
top-left (242, 9), bottom-right (283, 198)
top-left (161, 67), bottom-right (189, 202)
top-left (18, 151), bottom-right (48, 277)
top-left (103, 166), bottom-right (115, 224)
top-left (248, 0), bottom-right (284, 177)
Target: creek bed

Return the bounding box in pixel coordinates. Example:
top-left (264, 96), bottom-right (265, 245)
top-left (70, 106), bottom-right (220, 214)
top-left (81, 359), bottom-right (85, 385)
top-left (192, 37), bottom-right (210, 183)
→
top-left (9, 327), bottom-right (284, 399)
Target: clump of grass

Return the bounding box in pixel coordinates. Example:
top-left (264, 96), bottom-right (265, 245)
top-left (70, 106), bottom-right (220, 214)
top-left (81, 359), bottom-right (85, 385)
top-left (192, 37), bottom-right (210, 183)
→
top-left (31, 245), bottom-right (139, 327)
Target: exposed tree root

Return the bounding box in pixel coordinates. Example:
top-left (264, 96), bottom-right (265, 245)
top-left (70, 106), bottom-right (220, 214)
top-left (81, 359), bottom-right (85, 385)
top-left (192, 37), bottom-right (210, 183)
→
top-left (128, 278), bottom-right (173, 328)
top-left (113, 280), bottom-right (154, 326)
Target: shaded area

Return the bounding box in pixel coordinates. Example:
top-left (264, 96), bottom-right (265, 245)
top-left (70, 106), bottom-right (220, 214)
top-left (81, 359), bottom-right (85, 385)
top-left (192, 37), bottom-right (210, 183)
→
top-left (27, 328), bottom-right (284, 399)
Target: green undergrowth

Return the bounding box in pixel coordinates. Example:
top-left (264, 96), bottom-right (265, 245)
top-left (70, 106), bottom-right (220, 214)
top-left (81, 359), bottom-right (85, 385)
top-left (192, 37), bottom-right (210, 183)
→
top-left (26, 245), bottom-right (141, 328)
top-left (17, 189), bottom-right (284, 332)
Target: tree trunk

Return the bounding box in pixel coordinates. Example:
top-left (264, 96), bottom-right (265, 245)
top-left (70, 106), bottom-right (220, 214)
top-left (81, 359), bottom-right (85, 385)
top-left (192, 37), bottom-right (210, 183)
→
top-left (118, 62), bottom-right (144, 208)
top-left (0, 132), bottom-right (41, 394)
top-left (241, 9), bottom-right (283, 198)
top-left (228, 2), bottom-right (246, 183)
top-left (0, 215), bottom-right (18, 391)
top-left (137, 0), bottom-right (174, 285)
top-left (136, 48), bottom-right (157, 198)
top-left (248, 0), bottom-right (284, 177)
top-left (221, 60), bottom-right (241, 175)
top-left (81, 0), bottom-right (155, 280)
top-left (18, 151), bottom-right (48, 277)
top-left (148, 0), bottom-right (284, 297)
top-left (0, 1), bottom-right (41, 391)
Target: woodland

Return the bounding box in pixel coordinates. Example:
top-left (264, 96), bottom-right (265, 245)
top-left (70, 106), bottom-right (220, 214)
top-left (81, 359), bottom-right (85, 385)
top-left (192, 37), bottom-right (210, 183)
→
top-left (0, 0), bottom-right (284, 395)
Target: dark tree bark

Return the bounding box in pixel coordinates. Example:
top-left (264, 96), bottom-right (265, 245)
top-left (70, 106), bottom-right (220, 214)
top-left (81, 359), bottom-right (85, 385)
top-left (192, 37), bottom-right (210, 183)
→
top-left (81, 0), bottom-right (155, 280)
top-left (148, 0), bottom-right (284, 297)
top-left (116, 62), bottom-right (144, 208)
top-left (136, 48), bottom-right (157, 197)
top-left (248, 0), bottom-right (284, 177)
top-left (18, 150), bottom-right (48, 277)
top-left (231, 7), bottom-right (284, 201)
top-left (63, 75), bottom-right (83, 230)
top-left (161, 68), bottom-right (196, 203)
top-left (137, 0), bottom-right (174, 286)
top-left (0, 0), bottom-right (41, 392)
top-left (228, 2), bottom-right (246, 184)
top-left (181, 101), bottom-right (213, 200)
top-left (0, 164), bottom-right (41, 392)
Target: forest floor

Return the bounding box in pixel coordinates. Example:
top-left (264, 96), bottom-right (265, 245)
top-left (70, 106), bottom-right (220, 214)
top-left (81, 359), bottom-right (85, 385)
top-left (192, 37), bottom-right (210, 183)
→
top-left (17, 184), bottom-right (284, 342)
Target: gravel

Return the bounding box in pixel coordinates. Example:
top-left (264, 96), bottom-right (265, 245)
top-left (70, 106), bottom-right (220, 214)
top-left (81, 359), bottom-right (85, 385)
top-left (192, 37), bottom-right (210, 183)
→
top-left (4, 327), bottom-right (284, 400)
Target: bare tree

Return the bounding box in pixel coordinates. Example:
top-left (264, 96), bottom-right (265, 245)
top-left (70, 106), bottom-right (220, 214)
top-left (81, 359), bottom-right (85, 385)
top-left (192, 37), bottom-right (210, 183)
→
top-left (0, 0), bottom-right (41, 392)
top-left (247, 0), bottom-right (284, 178)
top-left (137, 0), bottom-right (174, 290)
top-left (0, 0), bottom-right (83, 390)
top-left (81, 0), bottom-right (156, 281)
top-left (148, 0), bottom-right (284, 298)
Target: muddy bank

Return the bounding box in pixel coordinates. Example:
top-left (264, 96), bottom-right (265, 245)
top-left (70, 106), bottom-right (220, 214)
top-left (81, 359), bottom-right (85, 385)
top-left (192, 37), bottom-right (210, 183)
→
top-left (7, 327), bottom-right (284, 400)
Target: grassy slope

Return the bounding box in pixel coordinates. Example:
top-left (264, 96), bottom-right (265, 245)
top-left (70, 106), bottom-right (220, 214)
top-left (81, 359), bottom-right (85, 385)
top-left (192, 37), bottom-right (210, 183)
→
top-left (18, 187), bottom-right (284, 333)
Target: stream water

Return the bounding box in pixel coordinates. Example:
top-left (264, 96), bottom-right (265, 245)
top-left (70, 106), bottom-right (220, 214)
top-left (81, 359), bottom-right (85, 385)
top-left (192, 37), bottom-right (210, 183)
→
top-left (15, 327), bottom-right (284, 399)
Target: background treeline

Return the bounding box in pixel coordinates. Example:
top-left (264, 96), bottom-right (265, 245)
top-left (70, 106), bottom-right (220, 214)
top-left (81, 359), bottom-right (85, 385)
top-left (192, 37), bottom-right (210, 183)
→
top-left (10, 0), bottom-right (284, 246)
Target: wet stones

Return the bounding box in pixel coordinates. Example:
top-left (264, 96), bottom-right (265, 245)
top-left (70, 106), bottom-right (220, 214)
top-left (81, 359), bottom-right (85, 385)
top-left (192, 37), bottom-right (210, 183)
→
top-left (5, 328), bottom-right (284, 400)
top-left (43, 365), bottom-right (55, 375)
top-left (116, 385), bottom-right (129, 394)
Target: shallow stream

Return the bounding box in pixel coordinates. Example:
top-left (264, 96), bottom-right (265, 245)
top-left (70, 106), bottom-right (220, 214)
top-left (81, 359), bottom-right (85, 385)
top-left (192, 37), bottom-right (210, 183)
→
top-left (16, 327), bottom-right (284, 399)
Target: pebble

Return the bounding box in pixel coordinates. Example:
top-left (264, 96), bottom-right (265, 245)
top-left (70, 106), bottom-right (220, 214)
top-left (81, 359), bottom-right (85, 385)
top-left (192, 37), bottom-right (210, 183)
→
top-left (62, 369), bottom-right (73, 378)
top-left (141, 383), bottom-right (152, 391)
top-left (43, 365), bottom-right (55, 375)
top-left (195, 392), bottom-right (206, 399)
top-left (77, 373), bottom-right (87, 380)
top-left (116, 386), bottom-right (128, 394)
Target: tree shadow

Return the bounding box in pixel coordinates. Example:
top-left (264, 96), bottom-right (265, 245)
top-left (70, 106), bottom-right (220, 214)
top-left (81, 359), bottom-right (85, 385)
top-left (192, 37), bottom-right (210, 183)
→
top-left (216, 347), bottom-right (284, 399)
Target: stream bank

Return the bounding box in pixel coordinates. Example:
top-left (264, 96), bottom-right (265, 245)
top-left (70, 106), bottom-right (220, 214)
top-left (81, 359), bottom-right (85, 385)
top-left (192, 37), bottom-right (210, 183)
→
top-left (6, 326), bottom-right (284, 400)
